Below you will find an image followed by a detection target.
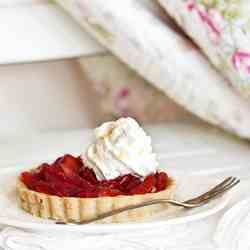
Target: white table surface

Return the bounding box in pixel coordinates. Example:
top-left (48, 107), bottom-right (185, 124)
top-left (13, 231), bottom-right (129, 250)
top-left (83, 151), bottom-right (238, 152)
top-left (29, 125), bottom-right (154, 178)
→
top-left (2, 122), bottom-right (250, 176)
top-left (0, 60), bottom-right (104, 137)
top-left (0, 122), bottom-right (249, 250)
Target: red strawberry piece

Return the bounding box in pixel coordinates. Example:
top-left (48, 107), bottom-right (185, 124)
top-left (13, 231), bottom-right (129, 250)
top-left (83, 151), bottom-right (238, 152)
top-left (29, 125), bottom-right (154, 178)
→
top-left (35, 181), bottom-right (55, 195)
top-left (99, 174), bottom-right (142, 194)
top-left (21, 172), bottom-right (40, 190)
top-left (77, 156), bottom-right (84, 165)
top-left (58, 154), bottom-right (83, 176)
top-left (118, 174), bottom-right (133, 191)
top-left (100, 179), bottom-right (120, 190)
top-left (123, 175), bottom-right (142, 192)
top-left (53, 156), bottom-right (63, 165)
top-left (130, 174), bottom-right (156, 195)
top-left (99, 180), bottom-right (109, 187)
top-left (43, 165), bottom-right (63, 182)
top-left (51, 179), bottom-right (81, 197)
top-left (77, 189), bottom-right (99, 198)
top-left (42, 167), bottom-right (81, 196)
top-left (36, 163), bottom-right (51, 180)
top-left (44, 165), bottom-right (95, 193)
top-left (56, 156), bottom-right (96, 191)
top-left (64, 172), bottom-right (96, 191)
top-left (156, 172), bottom-right (168, 192)
top-left (108, 180), bottom-right (120, 190)
top-left (98, 187), bottom-right (124, 197)
top-left (79, 167), bottom-right (98, 185)
top-left (113, 175), bottom-right (123, 183)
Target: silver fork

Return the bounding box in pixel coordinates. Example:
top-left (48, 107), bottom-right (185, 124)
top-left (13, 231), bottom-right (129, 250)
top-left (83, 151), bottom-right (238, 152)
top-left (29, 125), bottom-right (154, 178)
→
top-left (58, 176), bottom-right (240, 225)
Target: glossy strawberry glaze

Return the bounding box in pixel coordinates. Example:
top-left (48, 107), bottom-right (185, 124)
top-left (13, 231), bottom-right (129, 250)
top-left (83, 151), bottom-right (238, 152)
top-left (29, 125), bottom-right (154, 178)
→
top-left (20, 154), bottom-right (169, 198)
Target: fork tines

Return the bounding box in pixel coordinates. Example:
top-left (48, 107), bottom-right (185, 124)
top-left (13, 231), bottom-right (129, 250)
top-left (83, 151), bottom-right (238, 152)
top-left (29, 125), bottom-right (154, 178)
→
top-left (185, 177), bottom-right (240, 204)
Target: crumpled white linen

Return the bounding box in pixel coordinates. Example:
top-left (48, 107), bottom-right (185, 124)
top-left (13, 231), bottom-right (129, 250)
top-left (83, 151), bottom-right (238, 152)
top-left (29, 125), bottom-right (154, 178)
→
top-left (0, 228), bottom-right (116, 250)
top-left (214, 198), bottom-right (250, 250)
top-left (0, 224), bottom-right (215, 250)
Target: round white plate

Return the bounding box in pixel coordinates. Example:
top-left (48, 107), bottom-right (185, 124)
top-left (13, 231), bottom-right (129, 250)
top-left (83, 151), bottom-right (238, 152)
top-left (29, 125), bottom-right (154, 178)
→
top-left (0, 167), bottom-right (230, 234)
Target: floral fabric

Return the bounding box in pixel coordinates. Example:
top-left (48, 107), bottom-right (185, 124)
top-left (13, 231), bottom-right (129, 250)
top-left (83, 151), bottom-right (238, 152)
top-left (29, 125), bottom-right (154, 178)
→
top-left (79, 55), bottom-right (194, 124)
top-left (159, 0), bottom-right (250, 98)
top-left (55, 0), bottom-right (250, 139)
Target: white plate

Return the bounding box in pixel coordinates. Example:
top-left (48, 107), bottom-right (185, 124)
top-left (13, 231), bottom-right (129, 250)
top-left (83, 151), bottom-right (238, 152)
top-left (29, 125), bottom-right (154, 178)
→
top-left (0, 167), bottom-right (230, 234)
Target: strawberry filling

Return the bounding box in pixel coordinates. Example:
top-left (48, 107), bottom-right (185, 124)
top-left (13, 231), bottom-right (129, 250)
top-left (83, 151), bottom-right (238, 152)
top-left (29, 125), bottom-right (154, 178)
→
top-left (20, 154), bottom-right (169, 198)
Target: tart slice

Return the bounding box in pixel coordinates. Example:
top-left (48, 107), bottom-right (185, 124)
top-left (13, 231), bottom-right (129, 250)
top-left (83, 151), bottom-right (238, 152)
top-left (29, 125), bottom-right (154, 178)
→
top-left (17, 154), bottom-right (175, 223)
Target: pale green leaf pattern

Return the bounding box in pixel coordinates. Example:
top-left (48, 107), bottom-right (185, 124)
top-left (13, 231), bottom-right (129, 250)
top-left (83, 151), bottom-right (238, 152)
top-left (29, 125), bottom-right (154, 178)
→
top-left (198, 0), bottom-right (242, 20)
top-left (182, 0), bottom-right (250, 97)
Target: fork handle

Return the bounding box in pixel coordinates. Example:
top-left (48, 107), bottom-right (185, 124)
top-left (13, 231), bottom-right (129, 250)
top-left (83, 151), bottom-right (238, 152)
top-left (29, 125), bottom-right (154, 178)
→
top-left (70, 199), bottom-right (193, 224)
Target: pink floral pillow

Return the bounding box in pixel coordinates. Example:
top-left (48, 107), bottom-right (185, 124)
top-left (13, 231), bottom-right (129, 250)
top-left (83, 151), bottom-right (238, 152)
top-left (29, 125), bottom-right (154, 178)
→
top-left (79, 55), bottom-right (194, 124)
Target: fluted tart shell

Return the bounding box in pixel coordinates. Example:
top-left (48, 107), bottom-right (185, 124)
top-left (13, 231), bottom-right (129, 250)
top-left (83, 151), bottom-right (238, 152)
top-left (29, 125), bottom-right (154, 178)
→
top-left (17, 177), bottom-right (175, 223)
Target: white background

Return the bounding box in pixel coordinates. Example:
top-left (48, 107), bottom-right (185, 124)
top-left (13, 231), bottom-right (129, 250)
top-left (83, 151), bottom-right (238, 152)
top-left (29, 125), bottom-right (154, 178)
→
top-left (0, 0), bottom-right (105, 137)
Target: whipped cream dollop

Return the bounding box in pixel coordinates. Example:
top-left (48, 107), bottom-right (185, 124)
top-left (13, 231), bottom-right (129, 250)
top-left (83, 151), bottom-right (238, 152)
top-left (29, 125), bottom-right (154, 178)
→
top-left (82, 117), bottom-right (159, 180)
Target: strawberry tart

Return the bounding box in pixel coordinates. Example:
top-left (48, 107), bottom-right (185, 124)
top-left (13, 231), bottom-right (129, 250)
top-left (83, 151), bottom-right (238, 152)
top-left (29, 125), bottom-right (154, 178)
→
top-left (17, 118), bottom-right (175, 223)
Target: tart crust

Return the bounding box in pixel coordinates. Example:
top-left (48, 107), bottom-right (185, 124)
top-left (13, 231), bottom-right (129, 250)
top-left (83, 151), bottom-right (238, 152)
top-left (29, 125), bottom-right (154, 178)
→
top-left (17, 177), bottom-right (175, 223)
